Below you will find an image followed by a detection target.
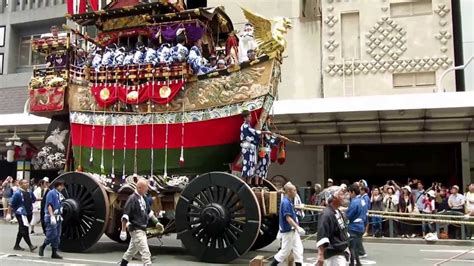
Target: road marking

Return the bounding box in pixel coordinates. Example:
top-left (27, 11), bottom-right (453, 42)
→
top-left (304, 257), bottom-right (376, 265)
top-left (0, 252), bottom-right (159, 265)
top-left (420, 249), bottom-right (474, 254)
top-left (0, 253), bottom-right (118, 265)
top-left (424, 258), bottom-right (474, 263)
top-left (0, 257), bottom-right (83, 265)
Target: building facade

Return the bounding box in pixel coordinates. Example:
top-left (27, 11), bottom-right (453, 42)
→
top-left (0, 0), bottom-right (473, 188)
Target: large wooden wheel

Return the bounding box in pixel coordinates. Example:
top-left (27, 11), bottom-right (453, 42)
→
top-left (176, 172), bottom-right (261, 263)
top-left (49, 172), bottom-right (110, 252)
top-left (251, 179), bottom-right (280, 250)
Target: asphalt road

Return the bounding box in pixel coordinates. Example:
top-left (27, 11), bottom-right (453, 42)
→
top-left (0, 222), bottom-right (473, 265)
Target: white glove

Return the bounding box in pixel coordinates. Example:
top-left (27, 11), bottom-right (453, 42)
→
top-left (297, 227), bottom-right (306, 236)
top-left (51, 216), bottom-right (57, 225)
top-left (120, 231), bottom-right (127, 241)
top-left (156, 222), bottom-right (164, 233)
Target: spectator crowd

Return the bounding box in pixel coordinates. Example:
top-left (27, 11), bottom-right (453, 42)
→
top-left (307, 178), bottom-right (474, 240)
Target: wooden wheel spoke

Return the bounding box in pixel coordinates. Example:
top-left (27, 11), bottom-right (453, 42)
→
top-left (191, 223), bottom-right (204, 235)
top-left (201, 231), bottom-right (211, 245)
top-left (188, 212), bottom-right (201, 218)
top-left (226, 195), bottom-right (240, 209)
top-left (229, 223), bottom-right (243, 234)
top-left (217, 235), bottom-right (225, 249)
top-left (210, 236), bottom-right (217, 248)
top-left (222, 189), bottom-right (233, 206)
top-left (189, 219), bottom-right (201, 226)
top-left (204, 187), bottom-right (214, 202)
top-left (193, 196), bottom-right (206, 208)
top-left (223, 231), bottom-right (232, 247)
top-left (198, 191), bottom-right (209, 205)
top-left (189, 203), bottom-right (202, 212)
top-left (225, 228), bottom-right (238, 242)
top-left (211, 186), bottom-right (219, 202)
top-left (231, 218), bottom-right (246, 225)
top-left (229, 204), bottom-right (244, 214)
top-left (217, 187), bottom-right (225, 204)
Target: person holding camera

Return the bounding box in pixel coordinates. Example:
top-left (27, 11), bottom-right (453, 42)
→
top-left (370, 187), bottom-right (383, 237)
top-left (413, 181), bottom-right (425, 213)
top-left (422, 190), bottom-right (436, 239)
top-left (2, 176), bottom-right (14, 221)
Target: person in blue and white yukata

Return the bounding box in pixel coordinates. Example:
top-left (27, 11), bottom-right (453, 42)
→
top-left (113, 46), bottom-right (126, 66)
top-left (91, 47), bottom-right (103, 70)
top-left (122, 46), bottom-right (135, 66)
top-left (101, 44), bottom-right (116, 67)
top-left (171, 28), bottom-right (189, 63)
top-left (156, 43), bottom-right (172, 65)
top-left (144, 42), bottom-right (158, 65)
top-left (240, 110), bottom-right (270, 184)
top-left (39, 180), bottom-right (65, 259)
top-left (188, 39), bottom-right (215, 75)
top-left (255, 117), bottom-right (280, 186)
top-left (133, 42), bottom-right (146, 65)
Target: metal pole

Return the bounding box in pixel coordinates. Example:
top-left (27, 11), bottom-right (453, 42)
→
top-left (389, 219), bottom-right (394, 238)
top-left (437, 56), bottom-right (474, 92)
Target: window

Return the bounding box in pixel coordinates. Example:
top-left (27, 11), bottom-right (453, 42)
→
top-left (0, 53), bottom-right (4, 75)
top-left (390, 0), bottom-right (432, 18)
top-left (0, 26), bottom-right (5, 47)
top-left (18, 35), bottom-right (45, 67)
top-left (393, 72), bottom-right (436, 88)
top-left (341, 12), bottom-right (360, 59)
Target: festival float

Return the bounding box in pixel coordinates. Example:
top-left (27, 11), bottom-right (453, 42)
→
top-left (27, 0), bottom-right (291, 262)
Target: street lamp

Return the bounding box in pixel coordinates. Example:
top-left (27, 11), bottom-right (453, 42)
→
top-left (5, 128), bottom-right (23, 163)
top-left (437, 56), bottom-right (474, 93)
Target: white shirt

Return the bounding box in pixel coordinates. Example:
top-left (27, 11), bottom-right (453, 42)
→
top-left (448, 193), bottom-right (465, 210)
top-left (33, 187), bottom-right (43, 211)
top-left (465, 191), bottom-right (474, 213)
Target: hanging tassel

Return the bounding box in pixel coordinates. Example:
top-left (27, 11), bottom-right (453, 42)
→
top-left (179, 147), bottom-right (185, 167)
top-left (277, 141), bottom-right (286, 165)
top-left (179, 76), bottom-right (186, 167)
top-left (77, 124), bottom-right (84, 172)
top-left (158, 28), bottom-right (162, 44)
top-left (184, 27), bottom-right (188, 44)
top-left (163, 78), bottom-right (170, 178)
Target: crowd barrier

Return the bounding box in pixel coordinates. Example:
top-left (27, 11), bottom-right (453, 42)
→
top-left (297, 204), bottom-right (474, 239)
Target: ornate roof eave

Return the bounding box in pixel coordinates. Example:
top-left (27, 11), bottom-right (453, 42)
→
top-left (152, 6), bottom-right (234, 37)
top-left (67, 2), bottom-right (180, 26)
